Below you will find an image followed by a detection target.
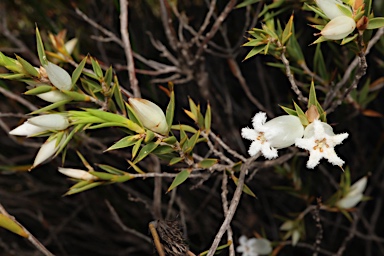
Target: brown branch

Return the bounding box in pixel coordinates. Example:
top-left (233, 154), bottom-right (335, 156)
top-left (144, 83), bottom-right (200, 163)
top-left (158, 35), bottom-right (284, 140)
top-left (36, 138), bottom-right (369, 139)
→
top-left (206, 154), bottom-right (259, 256)
top-left (119, 0), bottom-right (140, 98)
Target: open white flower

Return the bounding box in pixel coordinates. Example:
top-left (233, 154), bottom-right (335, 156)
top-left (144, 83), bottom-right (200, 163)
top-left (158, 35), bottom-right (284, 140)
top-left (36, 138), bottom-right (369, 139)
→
top-left (236, 235), bottom-right (272, 256)
top-left (58, 167), bottom-right (97, 181)
top-left (336, 176), bottom-right (367, 209)
top-left (295, 120), bottom-right (348, 168)
top-left (128, 98), bottom-right (168, 135)
top-left (9, 114), bottom-right (70, 137)
top-left (241, 112), bottom-right (304, 159)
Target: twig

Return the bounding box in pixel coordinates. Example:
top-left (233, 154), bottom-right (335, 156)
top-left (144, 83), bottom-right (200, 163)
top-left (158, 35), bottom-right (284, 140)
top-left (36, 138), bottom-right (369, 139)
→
top-left (152, 156), bottom-right (163, 219)
top-left (0, 87), bottom-right (37, 112)
top-left (312, 198), bottom-right (323, 256)
top-left (149, 221), bottom-right (166, 256)
top-left (206, 131), bottom-right (247, 162)
top-left (193, 0), bottom-right (238, 63)
top-left (206, 154), bottom-right (259, 256)
top-left (335, 212), bottom-right (359, 256)
top-left (105, 200), bottom-right (152, 243)
top-left (0, 203), bottom-right (54, 256)
top-left (280, 49), bottom-right (308, 103)
top-left (221, 171), bottom-right (235, 256)
top-left (119, 0), bottom-right (140, 98)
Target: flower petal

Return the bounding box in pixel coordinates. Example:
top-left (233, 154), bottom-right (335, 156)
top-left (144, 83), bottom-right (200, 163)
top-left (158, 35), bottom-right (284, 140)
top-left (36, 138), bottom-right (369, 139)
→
top-left (249, 141), bottom-right (262, 156)
top-left (336, 194), bottom-right (363, 209)
top-left (260, 142), bottom-right (278, 159)
top-left (241, 127), bottom-right (258, 141)
top-left (348, 176), bottom-right (367, 197)
top-left (252, 112), bottom-right (267, 131)
top-left (306, 150), bottom-right (323, 169)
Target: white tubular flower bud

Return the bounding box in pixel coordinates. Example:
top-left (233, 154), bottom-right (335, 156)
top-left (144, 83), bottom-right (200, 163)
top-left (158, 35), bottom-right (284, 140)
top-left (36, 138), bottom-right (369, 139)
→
top-left (321, 16), bottom-right (356, 40)
top-left (64, 38), bottom-right (78, 55)
top-left (9, 122), bottom-right (48, 136)
top-left (58, 167), bottom-right (96, 181)
top-left (44, 61), bottom-right (72, 90)
top-left (37, 90), bottom-right (71, 103)
top-left (28, 114), bottom-right (69, 131)
top-left (33, 137), bottom-right (61, 167)
top-left (315, 0), bottom-right (348, 19)
top-left (128, 98), bottom-right (168, 135)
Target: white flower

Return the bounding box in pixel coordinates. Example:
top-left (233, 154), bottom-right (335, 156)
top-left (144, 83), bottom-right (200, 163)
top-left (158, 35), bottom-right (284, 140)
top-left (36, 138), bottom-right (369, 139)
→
top-left (64, 38), bottom-right (78, 55)
top-left (295, 120), bottom-right (348, 168)
top-left (128, 98), bottom-right (168, 135)
top-left (44, 61), bottom-right (72, 91)
top-left (241, 112), bottom-right (304, 159)
top-left (37, 90), bottom-right (71, 103)
top-left (336, 176), bottom-right (367, 209)
top-left (320, 16), bottom-right (356, 40)
top-left (236, 235), bottom-right (272, 256)
top-left (32, 135), bottom-right (66, 168)
top-left (58, 167), bottom-right (96, 181)
top-left (315, 0), bottom-right (351, 20)
top-left (9, 114), bottom-right (70, 137)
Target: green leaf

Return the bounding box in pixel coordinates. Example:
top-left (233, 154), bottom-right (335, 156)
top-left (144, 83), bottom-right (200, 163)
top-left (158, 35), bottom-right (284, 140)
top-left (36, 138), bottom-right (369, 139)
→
top-left (97, 164), bottom-right (127, 175)
top-left (336, 3), bottom-right (353, 17)
top-left (162, 136), bottom-right (177, 144)
top-left (15, 55), bottom-right (39, 77)
top-left (280, 105), bottom-right (297, 116)
top-left (204, 102), bottom-right (211, 133)
top-left (310, 36), bottom-right (328, 45)
top-left (113, 75), bottom-right (126, 115)
top-left (304, 3), bottom-right (329, 20)
top-left (72, 56), bottom-right (88, 86)
top-left (0, 214), bottom-right (28, 237)
top-left (144, 130), bottom-right (155, 143)
top-left (89, 171), bottom-right (115, 180)
top-left (30, 99), bottom-right (72, 115)
top-left (91, 57), bottom-right (103, 79)
top-left (152, 145), bottom-right (174, 155)
top-left (367, 17), bottom-right (384, 29)
top-left (132, 138), bottom-right (143, 159)
top-left (232, 175), bottom-right (257, 198)
top-left (197, 158), bottom-right (218, 168)
top-left (294, 102), bottom-right (309, 126)
top-left (188, 97), bottom-right (198, 118)
top-left (65, 181), bottom-right (103, 195)
top-left (61, 90), bottom-right (91, 101)
top-left (106, 135), bottom-right (140, 151)
top-left (287, 24), bottom-right (305, 64)
top-left (133, 141), bottom-right (159, 164)
top-left (184, 130), bottom-right (200, 154)
top-left (24, 85), bottom-right (53, 95)
top-left (169, 157), bottom-right (184, 166)
top-left (167, 169), bottom-right (190, 192)
top-left (236, 0), bottom-right (261, 8)
top-left (243, 45), bottom-right (265, 60)
top-left (35, 27), bottom-right (48, 66)
top-left (340, 34), bottom-right (358, 45)
top-left (0, 73), bottom-right (25, 80)
top-left (314, 44), bottom-right (328, 81)
top-left (171, 124), bottom-right (198, 133)
top-left (104, 66), bottom-right (113, 90)
top-left (127, 160), bottom-right (145, 174)
top-left (308, 80), bottom-right (318, 109)
top-left (281, 14), bottom-right (294, 45)
top-left (165, 83), bottom-right (175, 133)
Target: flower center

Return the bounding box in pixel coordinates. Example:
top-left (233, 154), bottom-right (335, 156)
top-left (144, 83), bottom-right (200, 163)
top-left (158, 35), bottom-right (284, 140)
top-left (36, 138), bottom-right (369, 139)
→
top-left (313, 138), bottom-right (329, 152)
top-left (257, 132), bottom-right (267, 144)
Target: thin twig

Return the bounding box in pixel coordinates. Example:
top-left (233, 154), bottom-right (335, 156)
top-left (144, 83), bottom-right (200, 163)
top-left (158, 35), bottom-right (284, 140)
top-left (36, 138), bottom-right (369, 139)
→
top-left (207, 131), bottom-right (247, 162)
top-left (119, 0), bottom-right (140, 97)
top-left (206, 154), bottom-right (259, 256)
top-left (221, 171), bottom-right (235, 256)
top-left (0, 203), bottom-right (54, 256)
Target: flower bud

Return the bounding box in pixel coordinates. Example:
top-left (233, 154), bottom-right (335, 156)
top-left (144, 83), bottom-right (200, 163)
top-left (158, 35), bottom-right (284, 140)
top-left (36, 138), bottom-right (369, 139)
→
top-left (64, 38), bottom-right (78, 55)
top-left (128, 98), bottom-right (168, 135)
top-left (336, 176), bottom-right (367, 209)
top-left (58, 167), bottom-right (96, 181)
top-left (32, 137), bottom-right (64, 168)
top-left (28, 114), bottom-right (69, 131)
top-left (315, 0), bottom-right (349, 19)
top-left (37, 90), bottom-right (71, 103)
top-left (9, 122), bottom-right (48, 136)
top-left (44, 61), bottom-right (72, 90)
top-left (321, 16), bottom-right (356, 40)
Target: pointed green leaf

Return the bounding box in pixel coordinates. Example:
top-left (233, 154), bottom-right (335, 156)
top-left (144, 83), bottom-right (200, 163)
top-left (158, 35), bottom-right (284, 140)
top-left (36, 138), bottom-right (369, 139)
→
top-left (36, 27), bottom-right (48, 66)
top-left (132, 138), bottom-right (143, 159)
top-left (144, 130), bottom-right (155, 143)
top-left (303, 3), bottom-right (328, 20)
top-left (0, 73), bottom-right (25, 80)
top-left (308, 80), bottom-right (318, 108)
top-left (15, 55), bottom-right (39, 77)
top-left (24, 85), bottom-right (53, 95)
top-left (243, 45), bottom-right (265, 60)
top-left (314, 44), bottom-right (328, 81)
top-left (340, 34), bottom-right (358, 45)
top-left (127, 160), bottom-right (146, 174)
top-left (91, 57), bottom-right (103, 79)
top-left (280, 105), bottom-right (298, 116)
top-left (171, 124), bottom-right (197, 133)
top-left (281, 14), bottom-right (294, 45)
top-left (72, 56), bottom-right (88, 86)
top-left (236, 0), bottom-right (261, 8)
top-left (198, 158), bottom-right (218, 168)
top-left (104, 66), bottom-right (113, 90)
top-left (113, 75), bottom-right (126, 115)
top-left (65, 181), bottom-right (103, 196)
top-left (367, 17), bottom-right (384, 29)
top-left (152, 145), bottom-right (174, 155)
top-left (204, 102), bottom-right (211, 133)
top-left (294, 102), bottom-right (309, 126)
top-left (232, 175), bottom-right (257, 198)
top-left (169, 157), bottom-right (184, 166)
top-left (310, 36), bottom-right (328, 45)
top-left (287, 24), bottom-right (305, 64)
top-left (165, 84), bottom-right (175, 132)
top-left (133, 141), bottom-right (159, 164)
top-left (167, 169), bottom-right (190, 192)
top-left (185, 130), bottom-right (200, 154)
top-left (162, 136), bottom-right (177, 144)
top-left (0, 214), bottom-right (28, 237)
top-left (106, 135), bottom-right (140, 151)
top-left (30, 99), bottom-right (72, 115)
top-left (89, 171), bottom-right (115, 180)
top-left (97, 164), bottom-right (127, 175)
top-left (61, 90), bottom-right (91, 101)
